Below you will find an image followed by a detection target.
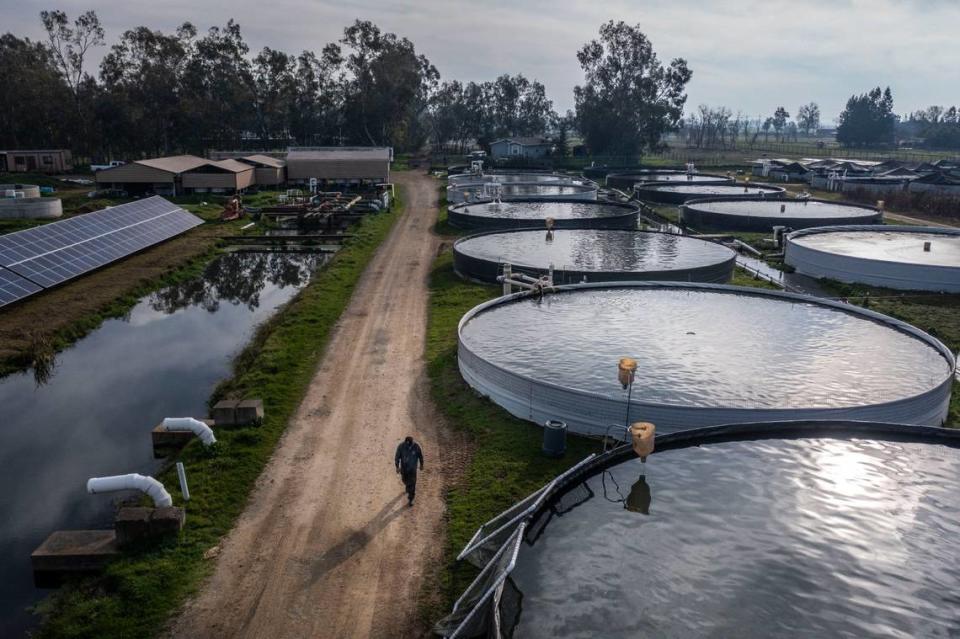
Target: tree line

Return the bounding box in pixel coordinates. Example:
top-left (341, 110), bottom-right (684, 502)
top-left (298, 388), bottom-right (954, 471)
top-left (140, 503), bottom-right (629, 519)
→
top-left (1, 12), bottom-right (693, 162)
top-left (683, 103), bottom-right (822, 150)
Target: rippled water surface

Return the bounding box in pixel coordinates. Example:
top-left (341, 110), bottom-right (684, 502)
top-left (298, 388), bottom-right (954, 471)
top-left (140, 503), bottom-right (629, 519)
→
top-left (618, 172), bottom-right (730, 183)
top-left (459, 288), bottom-right (951, 407)
top-left (449, 173), bottom-right (572, 185)
top-left (793, 230), bottom-right (960, 266)
top-left (0, 252), bottom-right (322, 637)
top-left (455, 201), bottom-right (629, 220)
top-left (650, 184), bottom-right (781, 196)
top-left (695, 199), bottom-right (879, 220)
top-left (456, 230), bottom-right (734, 272)
top-left (510, 437), bottom-right (960, 639)
top-left (496, 184), bottom-right (592, 196)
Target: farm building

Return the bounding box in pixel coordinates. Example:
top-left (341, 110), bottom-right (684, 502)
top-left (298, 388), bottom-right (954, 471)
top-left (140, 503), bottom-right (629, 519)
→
top-left (751, 159), bottom-right (809, 181)
top-left (835, 175), bottom-right (911, 195)
top-left (181, 158), bottom-right (254, 193)
top-left (0, 149), bottom-right (72, 173)
top-left (95, 155), bottom-right (254, 195)
top-left (908, 171), bottom-right (960, 196)
top-left (489, 137), bottom-right (553, 159)
top-left (285, 147), bottom-right (392, 185)
top-left (236, 154), bottom-right (286, 185)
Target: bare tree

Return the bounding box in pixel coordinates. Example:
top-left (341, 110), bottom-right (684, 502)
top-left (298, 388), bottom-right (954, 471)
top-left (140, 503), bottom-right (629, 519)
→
top-left (40, 9), bottom-right (104, 152)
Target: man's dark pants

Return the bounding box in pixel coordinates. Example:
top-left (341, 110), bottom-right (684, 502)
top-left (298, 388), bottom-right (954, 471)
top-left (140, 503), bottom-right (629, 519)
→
top-left (401, 469), bottom-right (418, 502)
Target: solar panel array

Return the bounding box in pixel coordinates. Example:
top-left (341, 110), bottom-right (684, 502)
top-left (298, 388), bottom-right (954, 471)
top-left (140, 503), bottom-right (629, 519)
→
top-left (0, 196), bottom-right (203, 308)
top-left (0, 268), bottom-right (42, 306)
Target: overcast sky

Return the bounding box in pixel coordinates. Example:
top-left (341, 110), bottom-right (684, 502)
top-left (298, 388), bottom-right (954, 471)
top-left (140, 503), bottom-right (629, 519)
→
top-left (7, 0), bottom-right (960, 122)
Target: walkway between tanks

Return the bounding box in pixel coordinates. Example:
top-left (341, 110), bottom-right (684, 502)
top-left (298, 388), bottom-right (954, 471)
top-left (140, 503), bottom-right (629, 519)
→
top-left (169, 169), bottom-right (454, 639)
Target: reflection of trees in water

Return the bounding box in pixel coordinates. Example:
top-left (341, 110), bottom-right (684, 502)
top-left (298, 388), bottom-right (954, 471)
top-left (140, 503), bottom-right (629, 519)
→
top-left (149, 252), bottom-right (322, 314)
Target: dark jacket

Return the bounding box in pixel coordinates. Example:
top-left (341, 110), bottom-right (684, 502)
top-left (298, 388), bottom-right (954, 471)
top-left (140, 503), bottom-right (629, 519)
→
top-left (395, 441), bottom-right (424, 475)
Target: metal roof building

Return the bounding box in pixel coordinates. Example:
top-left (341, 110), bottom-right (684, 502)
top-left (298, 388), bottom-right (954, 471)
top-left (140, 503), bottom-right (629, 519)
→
top-left (0, 149), bottom-right (73, 173)
top-left (95, 155), bottom-right (254, 195)
top-left (237, 154), bottom-right (286, 185)
top-left (285, 147), bottom-right (392, 184)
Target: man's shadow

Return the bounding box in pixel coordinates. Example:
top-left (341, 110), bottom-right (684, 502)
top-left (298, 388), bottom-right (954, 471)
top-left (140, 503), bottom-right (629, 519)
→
top-left (309, 492), bottom-right (407, 583)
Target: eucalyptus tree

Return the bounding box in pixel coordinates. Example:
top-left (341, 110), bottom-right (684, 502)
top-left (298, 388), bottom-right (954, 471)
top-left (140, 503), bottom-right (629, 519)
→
top-left (40, 9), bottom-right (105, 152)
top-left (574, 21), bottom-right (691, 156)
top-left (339, 20), bottom-right (439, 149)
top-left (99, 23), bottom-right (195, 156)
top-left (0, 34), bottom-right (69, 148)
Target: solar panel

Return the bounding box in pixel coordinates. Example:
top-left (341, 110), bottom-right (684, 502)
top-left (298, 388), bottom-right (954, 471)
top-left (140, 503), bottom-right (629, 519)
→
top-left (0, 197), bottom-right (203, 293)
top-left (0, 267), bottom-right (43, 307)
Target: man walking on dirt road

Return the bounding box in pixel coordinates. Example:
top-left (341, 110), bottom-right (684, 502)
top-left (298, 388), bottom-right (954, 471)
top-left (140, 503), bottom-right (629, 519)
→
top-left (395, 436), bottom-right (424, 506)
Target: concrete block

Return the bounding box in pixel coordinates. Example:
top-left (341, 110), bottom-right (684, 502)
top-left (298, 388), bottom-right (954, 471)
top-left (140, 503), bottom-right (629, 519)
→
top-left (150, 507), bottom-right (185, 537)
top-left (114, 507), bottom-right (153, 547)
top-left (152, 419), bottom-right (215, 457)
top-left (235, 399), bottom-right (264, 425)
top-left (212, 399), bottom-right (239, 425)
top-left (31, 530), bottom-right (119, 586)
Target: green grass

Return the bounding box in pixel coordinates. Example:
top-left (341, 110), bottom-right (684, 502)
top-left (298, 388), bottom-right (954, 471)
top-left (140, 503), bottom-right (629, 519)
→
top-left (33, 198), bottom-right (401, 638)
top-left (423, 249), bottom-right (596, 622)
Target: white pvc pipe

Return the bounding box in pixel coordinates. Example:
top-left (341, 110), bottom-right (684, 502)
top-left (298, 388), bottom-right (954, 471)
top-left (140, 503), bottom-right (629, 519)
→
top-left (87, 474), bottom-right (173, 508)
top-left (162, 417), bottom-right (216, 446)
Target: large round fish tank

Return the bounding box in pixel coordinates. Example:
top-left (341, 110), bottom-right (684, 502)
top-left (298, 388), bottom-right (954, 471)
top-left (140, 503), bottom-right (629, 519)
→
top-left (785, 225), bottom-right (960, 292)
top-left (448, 172), bottom-right (589, 187)
top-left (452, 229), bottom-right (736, 285)
top-left (635, 183), bottom-right (785, 204)
top-left (447, 181), bottom-right (598, 204)
top-left (457, 283), bottom-right (955, 435)
top-left (606, 170), bottom-right (733, 190)
top-left (502, 421), bottom-right (960, 639)
top-left (681, 197), bottom-right (883, 232)
top-left (447, 200), bottom-right (640, 231)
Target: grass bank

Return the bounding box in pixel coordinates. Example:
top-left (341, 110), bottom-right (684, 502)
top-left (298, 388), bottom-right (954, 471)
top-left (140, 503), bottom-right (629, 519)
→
top-left (424, 249), bottom-right (596, 616)
top-left (34, 195), bottom-right (402, 638)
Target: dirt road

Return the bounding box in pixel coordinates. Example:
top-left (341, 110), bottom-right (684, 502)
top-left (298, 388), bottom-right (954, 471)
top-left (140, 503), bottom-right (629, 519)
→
top-left (170, 170), bottom-right (453, 638)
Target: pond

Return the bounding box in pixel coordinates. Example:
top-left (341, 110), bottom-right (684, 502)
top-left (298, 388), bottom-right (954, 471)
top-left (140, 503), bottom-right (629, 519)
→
top-left (0, 251), bottom-right (323, 637)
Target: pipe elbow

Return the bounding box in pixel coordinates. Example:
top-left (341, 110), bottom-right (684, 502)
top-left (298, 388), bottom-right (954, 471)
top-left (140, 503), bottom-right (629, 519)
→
top-left (163, 417), bottom-right (216, 446)
top-left (87, 473), bottom-right (173, 508)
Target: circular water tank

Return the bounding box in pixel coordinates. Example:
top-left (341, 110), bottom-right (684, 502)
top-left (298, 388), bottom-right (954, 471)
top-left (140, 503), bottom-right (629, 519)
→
top-left (452, 229), bottom-right (737, 284)
top-left (606, 171), bottom-right (734, 190)
top-left (0, 184), bottom-right (42, 199)
top-left (785, 225), bottom-right (960, 292)
top-left (508, 421), bottom-right (960, 639)
top-left (457, 283), bottom-right (954, 435)
top-left (447, 200), bottom-right (640, 231)
top-left (448, 181), bottom-right (598, 204)
top-left (542, 420), bottom-right (567, 457)
top-left (0, 196), bottom-right (63, 219)
top-left (449, 172), bottom-right (588, 187)
top-left (681, 197), bottom-right (882, 232)
top-left (635, 183), bottom-right (785, 204)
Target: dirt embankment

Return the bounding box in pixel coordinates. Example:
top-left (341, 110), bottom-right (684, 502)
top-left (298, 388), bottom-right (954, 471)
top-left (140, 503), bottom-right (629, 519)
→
top-left (169, 170), bottom-right (462, 638)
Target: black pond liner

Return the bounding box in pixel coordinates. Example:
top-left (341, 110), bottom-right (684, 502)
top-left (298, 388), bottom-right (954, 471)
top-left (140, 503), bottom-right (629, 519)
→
top-left (452, 228), bottom-right (736, 285)
top-left (681, 197), bottom-right (883, 232)
top-left (518, 421), bottom-right (960, 636)
top-left (606, 171), bottom-right (734, 190)
top-left (447, 199), bottom-right (641, 231)
top-left (635, 182), bottom-right (786, 204)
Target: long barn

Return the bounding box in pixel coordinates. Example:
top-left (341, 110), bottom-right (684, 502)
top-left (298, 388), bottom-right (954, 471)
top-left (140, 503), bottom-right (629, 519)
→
top-left (285, 147), bottom-right (392, 186)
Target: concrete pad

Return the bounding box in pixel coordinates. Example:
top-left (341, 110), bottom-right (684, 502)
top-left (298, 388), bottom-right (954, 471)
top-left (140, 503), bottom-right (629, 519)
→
top-left (32, 530), bottom-right (119, 585)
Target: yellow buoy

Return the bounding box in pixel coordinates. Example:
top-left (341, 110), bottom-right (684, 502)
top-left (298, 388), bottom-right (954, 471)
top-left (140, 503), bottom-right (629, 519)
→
top-left (618, 357), bottom-right (638, 389)
top-left (630, 421), bottom-right (656, 460)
